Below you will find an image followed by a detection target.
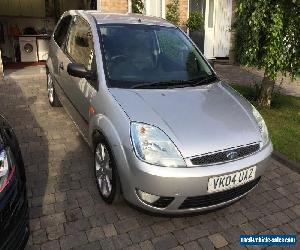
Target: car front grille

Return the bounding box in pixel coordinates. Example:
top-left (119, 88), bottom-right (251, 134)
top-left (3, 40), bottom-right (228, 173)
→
top-left (152, 197), bottom-right (175, 208)
top-left (190, 143), bottom-right (260, 166)
top-left (178, 177), bottom-right (260, 209)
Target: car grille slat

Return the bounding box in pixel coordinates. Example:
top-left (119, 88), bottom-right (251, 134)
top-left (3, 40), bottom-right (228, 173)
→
top-left (152, 197), bottom-right (174, 208)
top-left (190, 143), bottom-right (260, 166)
top-left (178, 177), bottom-right (260, 209)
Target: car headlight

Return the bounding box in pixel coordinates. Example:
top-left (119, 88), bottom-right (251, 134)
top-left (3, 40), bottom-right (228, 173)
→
top-left (252, 106), bottom-right (269, 147)
top-left (0, 148), bottom-right (16, 193)
top-left (130, 122), bottom-right (186, 167)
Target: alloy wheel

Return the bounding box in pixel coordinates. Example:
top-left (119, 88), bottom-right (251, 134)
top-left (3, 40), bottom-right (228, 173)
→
top-left (95, 143), bottom-right (113, 197)
top-left (47, 74), bottom-right (54, 103)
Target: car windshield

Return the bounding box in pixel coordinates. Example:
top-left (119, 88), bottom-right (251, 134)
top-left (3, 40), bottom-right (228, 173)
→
top-left (97, 24), bottom-right (215, 89)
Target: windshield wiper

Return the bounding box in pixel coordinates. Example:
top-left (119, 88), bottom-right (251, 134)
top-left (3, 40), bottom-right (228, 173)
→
top-left (190, 75), bottom-right (218, 86)
top-left (131, 75), bottom-right (218, 89)
top-left (131, 80), bottom-right (194, 89)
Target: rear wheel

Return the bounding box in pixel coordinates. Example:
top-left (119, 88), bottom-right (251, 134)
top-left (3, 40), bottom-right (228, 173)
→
top-left (47, 73), bottom-right (61, 107)
top-left (94, 135), bottom-right (121, 203)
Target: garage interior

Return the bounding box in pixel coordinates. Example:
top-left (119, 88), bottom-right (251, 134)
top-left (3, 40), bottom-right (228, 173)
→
top-left (0, 0), bottom-right (96, 69)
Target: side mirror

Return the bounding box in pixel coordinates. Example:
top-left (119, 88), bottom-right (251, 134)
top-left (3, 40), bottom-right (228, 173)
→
top-left (67, 63), bottom-right (96, 80)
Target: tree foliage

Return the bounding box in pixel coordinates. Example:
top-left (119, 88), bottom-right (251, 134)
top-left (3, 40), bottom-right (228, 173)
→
top-left (166, 0), bottom-right (180, 25)
top-left (234, 0), bottom-right (300, 81)
top-left (132, 0), bottom-right (144, 14)
top-left (186, 11), bottom-right (204, 32)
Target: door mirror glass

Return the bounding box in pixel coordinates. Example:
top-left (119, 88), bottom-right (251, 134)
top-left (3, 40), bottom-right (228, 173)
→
top-left (67, 63), bottom-right (95, 80)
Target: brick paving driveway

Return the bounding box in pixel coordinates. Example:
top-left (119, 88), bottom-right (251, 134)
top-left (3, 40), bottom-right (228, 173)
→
top-left (0, 73), bottom-right (299, 250)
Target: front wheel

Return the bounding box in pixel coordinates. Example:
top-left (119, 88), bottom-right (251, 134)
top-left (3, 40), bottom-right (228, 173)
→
top-left (47, 73), bottom-right (61, 107)
top-left (94, 136), bottom-right (122, 204)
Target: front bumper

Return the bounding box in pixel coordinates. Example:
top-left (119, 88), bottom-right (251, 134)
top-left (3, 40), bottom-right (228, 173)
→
top-left (0, 182), bottom-right (29, 250)
top-left (117, 142), bottom-right (273, 214)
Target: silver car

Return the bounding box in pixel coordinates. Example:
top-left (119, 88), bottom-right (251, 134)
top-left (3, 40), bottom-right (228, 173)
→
top-left (46, 10), bottom-right (273, 214)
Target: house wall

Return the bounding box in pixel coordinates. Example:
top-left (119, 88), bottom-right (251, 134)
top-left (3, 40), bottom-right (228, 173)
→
top-left (100, 0), bottom-right (129, 13)
top-left (99, 0), bottom-right (189, 26)
top-left (0, 0), bottom-right (46, 17)
top-left (179, 0), bottom-right (189, 26)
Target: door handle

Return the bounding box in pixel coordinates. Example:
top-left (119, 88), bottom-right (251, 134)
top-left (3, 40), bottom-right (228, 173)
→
top-left (59, 62), bottom-right (64, 70)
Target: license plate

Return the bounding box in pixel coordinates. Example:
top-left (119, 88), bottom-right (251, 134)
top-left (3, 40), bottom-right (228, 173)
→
top-left (207, 166), bottom-right (256, 193)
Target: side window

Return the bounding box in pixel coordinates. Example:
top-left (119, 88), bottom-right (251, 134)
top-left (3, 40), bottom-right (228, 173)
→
top-left (53, 16), bottom-right (72, 48)
top-left (66, 16), bottom-right (94, 71)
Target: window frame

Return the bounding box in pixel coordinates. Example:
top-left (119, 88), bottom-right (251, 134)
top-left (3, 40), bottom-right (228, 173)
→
top-left (64, 15), bottom-right (98, 90)
top-left (208, 0), bottom-right (214, 28)
top-left (97, 23), bottom-right (215, 89)
top-left (53, 15), bottom-right (73, 49)
top-left (144, 0), bottom-right (166, 18)
top-left (64, 16), bottom-right (93, 66)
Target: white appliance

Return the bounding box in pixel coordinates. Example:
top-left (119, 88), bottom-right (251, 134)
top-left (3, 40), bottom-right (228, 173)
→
top-left (19, 36), bottom-right (38, 62)
top-left (37, 38), bottom-right (49, 61)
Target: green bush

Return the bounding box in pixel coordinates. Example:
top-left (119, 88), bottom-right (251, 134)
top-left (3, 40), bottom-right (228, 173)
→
top-left (166, 0), bottom-right (180, 25)
top-left (233, 0), bottom-right (300, 108)
top-left (187, 11), bottom-right (204, 32)
top-left (132, 0), bottom-right (144, 14)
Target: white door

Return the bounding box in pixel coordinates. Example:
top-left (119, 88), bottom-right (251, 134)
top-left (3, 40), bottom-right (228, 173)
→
top-left (204, 0), bottom-right (215, 59)
top-left (145, 0), bottom-right (165, 18)
top-left (214, 0), bottom-right (232, 57)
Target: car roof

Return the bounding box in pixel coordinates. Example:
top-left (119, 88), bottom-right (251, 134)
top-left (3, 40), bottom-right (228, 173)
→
top-left (82, 11), bottom-right (175, 27)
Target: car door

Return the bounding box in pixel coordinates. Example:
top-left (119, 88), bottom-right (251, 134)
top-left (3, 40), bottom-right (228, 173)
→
top-left (49, 15), bottom-right (72, 86)
top-left (60, 16), bottom-right (98, 140)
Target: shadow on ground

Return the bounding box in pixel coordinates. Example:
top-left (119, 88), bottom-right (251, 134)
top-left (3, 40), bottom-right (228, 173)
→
top-left (0, 77), bottom-right (50, 243)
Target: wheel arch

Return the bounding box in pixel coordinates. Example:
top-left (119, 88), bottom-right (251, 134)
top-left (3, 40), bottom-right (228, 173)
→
top-left (89, 114), bottom-right (131, 194)
top-left (46, 56), bottom-right (54, 76)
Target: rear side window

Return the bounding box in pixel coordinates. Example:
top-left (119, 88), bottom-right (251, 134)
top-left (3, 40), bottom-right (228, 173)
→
top-left (54, 15), bottom-right (72, 48)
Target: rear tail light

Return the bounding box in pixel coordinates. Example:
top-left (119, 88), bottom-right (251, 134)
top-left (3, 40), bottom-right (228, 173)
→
top-left (0, 148), bottom-right (16, 193)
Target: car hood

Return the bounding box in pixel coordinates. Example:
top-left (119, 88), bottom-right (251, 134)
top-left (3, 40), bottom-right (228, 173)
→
top-left (109, 82), bottom-right (261, 158)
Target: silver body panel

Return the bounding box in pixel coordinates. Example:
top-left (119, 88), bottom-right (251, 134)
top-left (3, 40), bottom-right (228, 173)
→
top-left (47, 11), bottom-right (273, 214)
top-left (109, 82), bottom-right (261, 158)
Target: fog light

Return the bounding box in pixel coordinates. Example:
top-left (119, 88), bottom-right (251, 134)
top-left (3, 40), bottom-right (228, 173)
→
top-left (136, 189), bottom-right (160, 204)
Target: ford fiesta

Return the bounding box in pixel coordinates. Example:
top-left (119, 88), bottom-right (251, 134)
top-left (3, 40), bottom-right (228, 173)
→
top-left (46, 11), bottom-right (273, 214)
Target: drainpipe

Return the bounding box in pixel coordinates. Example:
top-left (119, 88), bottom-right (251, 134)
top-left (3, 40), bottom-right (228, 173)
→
top-left (229, 0), bottom-right (237, 65)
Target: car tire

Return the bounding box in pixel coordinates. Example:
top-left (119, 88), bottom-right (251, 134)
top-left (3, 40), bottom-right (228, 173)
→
top-left (93, 134), bottom-right (122, 204)
top-left (47, 73), bottom-right (61, 107)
